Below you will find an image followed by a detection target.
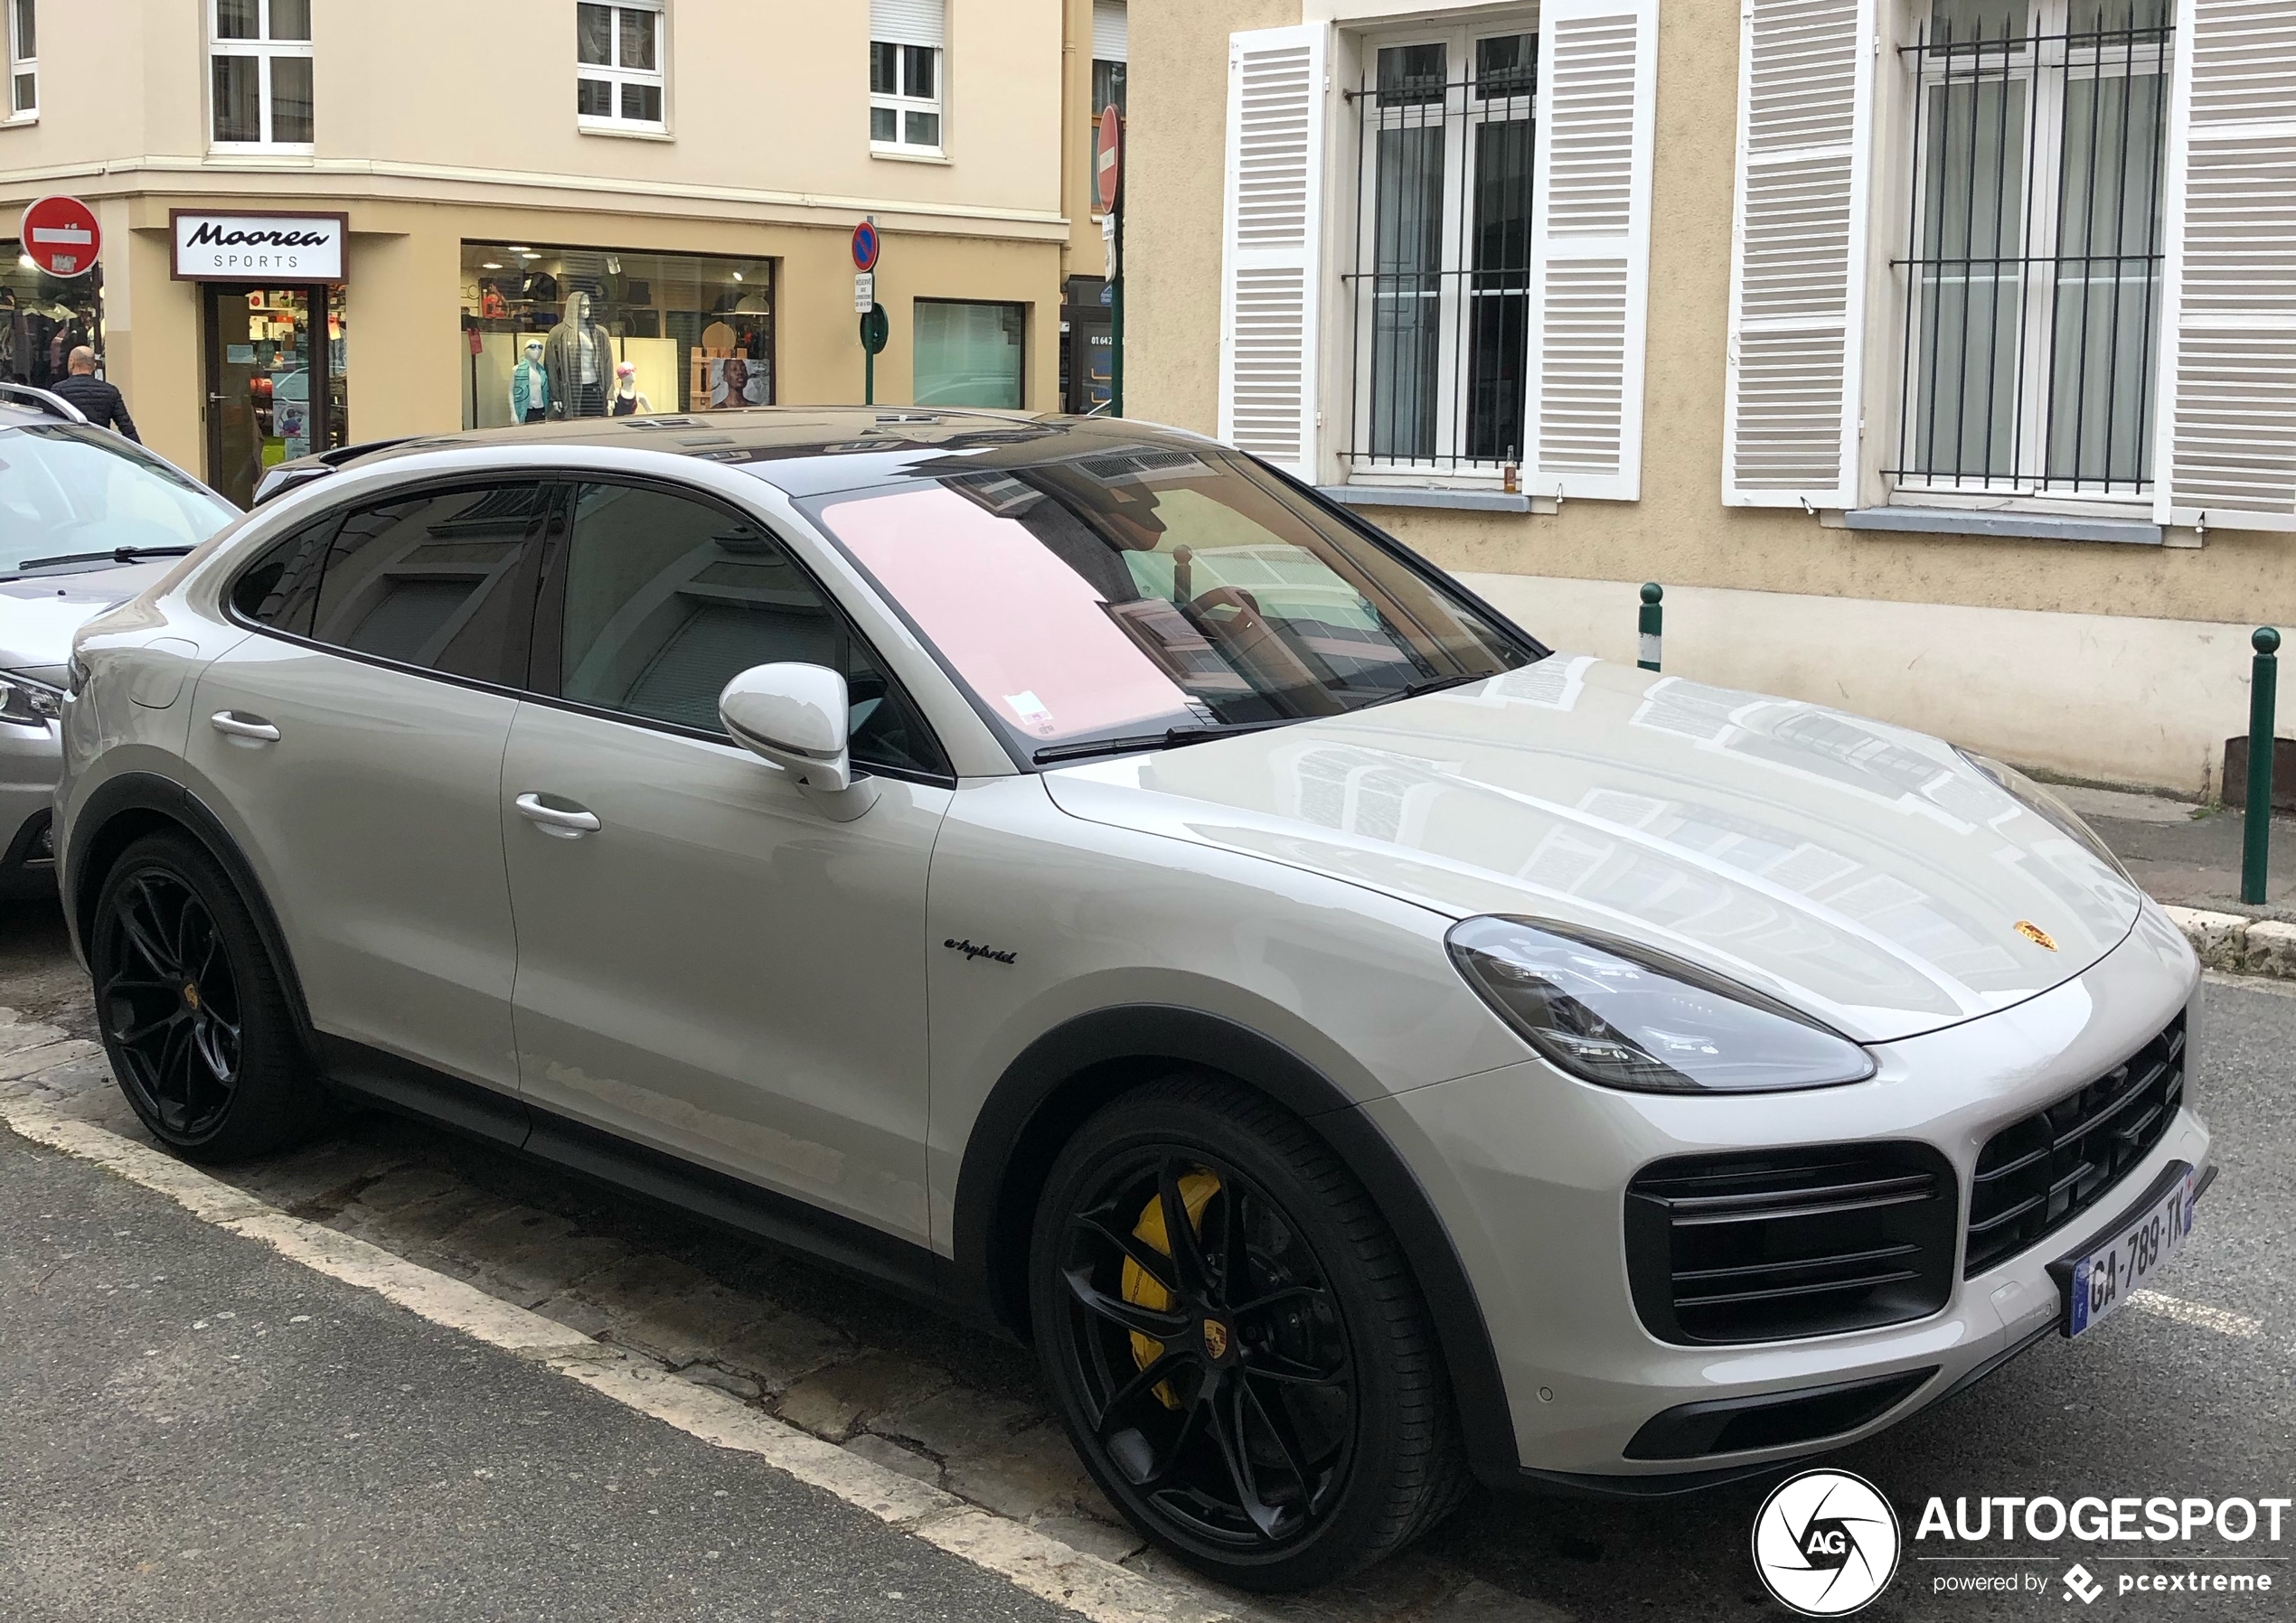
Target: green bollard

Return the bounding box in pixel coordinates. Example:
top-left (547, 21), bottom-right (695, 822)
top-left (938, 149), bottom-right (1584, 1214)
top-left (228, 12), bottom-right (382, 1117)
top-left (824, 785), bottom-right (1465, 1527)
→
top-left (1638, 583), bottom-right (1663, 672)
top-left (2242, 625), bottom-right (2279, 905)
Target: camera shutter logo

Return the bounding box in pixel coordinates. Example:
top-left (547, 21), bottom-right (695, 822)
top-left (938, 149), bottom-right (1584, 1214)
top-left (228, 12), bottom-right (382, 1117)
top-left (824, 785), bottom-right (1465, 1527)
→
top-left (1750, 1469), bottom-right (1902, 1617)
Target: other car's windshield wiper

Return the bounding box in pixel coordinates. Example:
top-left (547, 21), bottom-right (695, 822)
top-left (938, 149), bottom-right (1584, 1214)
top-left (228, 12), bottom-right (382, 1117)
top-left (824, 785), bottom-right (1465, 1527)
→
top-left (1032, 718), bottom-right (1297, 765)
top-left (6, 544), bottom-right (197, 575)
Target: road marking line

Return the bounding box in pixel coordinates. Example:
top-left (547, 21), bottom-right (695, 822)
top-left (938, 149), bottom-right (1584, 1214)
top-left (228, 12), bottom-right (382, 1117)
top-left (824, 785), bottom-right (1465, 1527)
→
top-left (2126, 1289), bottom-right (2263, 1337)
top-left (0, 1099), bottom-right (1237, 1623)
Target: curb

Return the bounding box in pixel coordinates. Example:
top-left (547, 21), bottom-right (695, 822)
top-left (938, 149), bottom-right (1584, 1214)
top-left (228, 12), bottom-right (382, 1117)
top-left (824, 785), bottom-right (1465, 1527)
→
top-left (0, 1098), bottom-right (1244, 1623)
top-left (2161, 905), bottom-right (2296, 980)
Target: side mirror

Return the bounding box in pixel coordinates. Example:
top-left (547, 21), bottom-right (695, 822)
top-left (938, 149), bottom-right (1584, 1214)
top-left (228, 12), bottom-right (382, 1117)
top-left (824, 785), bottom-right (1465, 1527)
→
top-left (720, 662), bottom-right (857, 793)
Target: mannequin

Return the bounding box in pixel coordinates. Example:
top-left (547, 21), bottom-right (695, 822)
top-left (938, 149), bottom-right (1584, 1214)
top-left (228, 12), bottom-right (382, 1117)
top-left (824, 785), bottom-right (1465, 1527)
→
top-left (510, 338), bottom-right (551, 424)
top-left (609, 360), bottom-right (651, 417)
top-left (543, 290), bottom-right (614, 418)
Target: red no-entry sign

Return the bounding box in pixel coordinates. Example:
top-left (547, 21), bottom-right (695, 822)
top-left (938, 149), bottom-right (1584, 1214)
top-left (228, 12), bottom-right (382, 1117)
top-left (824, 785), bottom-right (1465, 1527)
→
top-left (1096, 106), bottom-right (1124, 213)
top-left (19, 195), bottom-right (100, 278)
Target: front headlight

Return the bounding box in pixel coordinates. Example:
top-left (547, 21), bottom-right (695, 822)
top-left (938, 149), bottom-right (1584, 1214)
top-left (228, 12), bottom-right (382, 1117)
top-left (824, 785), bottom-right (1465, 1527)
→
top-left (1445, 916), bottom-right (1877, 1094)
top-left (1954, 748), bottom-right (2128, 877)
top-left (0, 671), bottom-right (63, 729)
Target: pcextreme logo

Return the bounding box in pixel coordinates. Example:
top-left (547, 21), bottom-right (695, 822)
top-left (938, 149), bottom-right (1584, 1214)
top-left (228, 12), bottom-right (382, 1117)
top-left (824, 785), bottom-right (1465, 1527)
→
top-left (1752, 1470), bottom-right (1904, 1616)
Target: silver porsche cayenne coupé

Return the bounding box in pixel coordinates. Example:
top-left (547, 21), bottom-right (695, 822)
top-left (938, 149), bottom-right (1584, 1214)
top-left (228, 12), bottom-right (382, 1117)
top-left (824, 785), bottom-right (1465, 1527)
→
top-left (57, 410), bottom-right (2208, 1589)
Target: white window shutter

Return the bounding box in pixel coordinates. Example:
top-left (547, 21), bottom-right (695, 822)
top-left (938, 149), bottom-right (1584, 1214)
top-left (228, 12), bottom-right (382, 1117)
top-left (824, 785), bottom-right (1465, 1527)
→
top-left (1525, 0), bottom-right (1658, 502)
top-left (870, 0), bottom-right (945, 50)
top-left (1721, 0), bottom-right (1877, 508)
top-left (2153, 0), bottom-right (2296, 531)
top-left (1218, 25), bottom-right (1328, 480)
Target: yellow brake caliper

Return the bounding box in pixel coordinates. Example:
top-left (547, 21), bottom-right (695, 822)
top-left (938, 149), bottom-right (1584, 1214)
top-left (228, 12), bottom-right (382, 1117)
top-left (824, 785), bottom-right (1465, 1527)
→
top-left (1122, 1169), bottom-right (1221, 1408)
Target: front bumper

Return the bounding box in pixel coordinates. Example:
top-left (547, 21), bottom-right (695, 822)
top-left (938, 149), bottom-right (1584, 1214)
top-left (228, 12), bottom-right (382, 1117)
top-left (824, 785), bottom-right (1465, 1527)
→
top-left (1364, 899), bottom-right (2207, 1482)
top-left (0, 716), bottom-right (61, 894)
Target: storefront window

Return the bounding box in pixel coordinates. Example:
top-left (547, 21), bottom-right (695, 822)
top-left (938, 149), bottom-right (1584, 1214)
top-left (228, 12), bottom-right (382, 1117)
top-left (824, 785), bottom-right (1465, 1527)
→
top-left (0, 245), bottom-right (102, 392)
top-left (914, 299), bottom-right (1024, 409)
top-left (458, 242), bottom-right (774, 428)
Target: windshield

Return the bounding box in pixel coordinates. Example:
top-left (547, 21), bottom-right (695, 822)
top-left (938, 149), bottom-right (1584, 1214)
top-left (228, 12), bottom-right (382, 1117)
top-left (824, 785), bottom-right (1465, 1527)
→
top-left (805, 446), bottom-right (1533, 758)
top-left (0, 424), bottom-right (238, 570)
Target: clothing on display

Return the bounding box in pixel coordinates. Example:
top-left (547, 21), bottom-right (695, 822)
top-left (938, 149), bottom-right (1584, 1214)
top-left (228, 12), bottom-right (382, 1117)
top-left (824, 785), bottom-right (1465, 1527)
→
top-left (543, 292), bottom-right (616, 419)
top-left (510, 341), bottom-right (551, 423)
top-left (610, 361), bottom-right (651, 417)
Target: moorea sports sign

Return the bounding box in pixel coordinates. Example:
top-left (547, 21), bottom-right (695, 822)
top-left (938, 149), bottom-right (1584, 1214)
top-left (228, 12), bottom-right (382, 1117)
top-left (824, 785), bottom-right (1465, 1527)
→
top-left (170, 211), bottom-right (349, 282)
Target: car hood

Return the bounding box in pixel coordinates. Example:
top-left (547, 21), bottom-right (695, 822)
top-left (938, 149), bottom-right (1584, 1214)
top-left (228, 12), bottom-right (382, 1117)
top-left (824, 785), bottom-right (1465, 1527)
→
top-left (1039, 656), bottom-right (2145, 1045)
top-left (0, 560), bottom-right (177, 673)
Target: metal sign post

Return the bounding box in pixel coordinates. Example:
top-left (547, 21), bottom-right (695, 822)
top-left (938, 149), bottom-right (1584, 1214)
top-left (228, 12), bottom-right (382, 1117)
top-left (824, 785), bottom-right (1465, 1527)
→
top-left (852, 221), bottom-right (885, 405)
top-left (1098, 105), bottom-right (1124, 418)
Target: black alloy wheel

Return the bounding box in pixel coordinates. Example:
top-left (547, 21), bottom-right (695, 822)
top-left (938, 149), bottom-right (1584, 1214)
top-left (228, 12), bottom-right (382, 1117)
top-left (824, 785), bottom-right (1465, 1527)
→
top-left (99, 868), bottom-right (243, 1139)
top-left (91, 832), bottom-right (320, 1160)
top-left (1032, 1078), bottom-right (1465, 1590)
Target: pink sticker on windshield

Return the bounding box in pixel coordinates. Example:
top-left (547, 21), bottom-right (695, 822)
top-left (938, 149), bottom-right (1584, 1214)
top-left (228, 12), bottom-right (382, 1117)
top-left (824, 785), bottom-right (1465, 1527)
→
top-left (821, 485), bottom-right (1190, 741)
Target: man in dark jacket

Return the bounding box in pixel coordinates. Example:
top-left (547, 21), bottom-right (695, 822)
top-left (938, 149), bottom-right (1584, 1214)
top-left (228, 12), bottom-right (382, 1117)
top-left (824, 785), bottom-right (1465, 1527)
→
top-left (48, 347), bottom-right (140, 442)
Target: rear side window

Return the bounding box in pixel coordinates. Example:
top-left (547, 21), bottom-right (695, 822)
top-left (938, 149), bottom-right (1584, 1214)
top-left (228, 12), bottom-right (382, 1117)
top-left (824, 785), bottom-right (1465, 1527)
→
top-left (541, 481), bottom-right (946, 778)
top-left (229, 517), bottom-right (337, 639)
top-left (305, 483), bottom-right (552, 685)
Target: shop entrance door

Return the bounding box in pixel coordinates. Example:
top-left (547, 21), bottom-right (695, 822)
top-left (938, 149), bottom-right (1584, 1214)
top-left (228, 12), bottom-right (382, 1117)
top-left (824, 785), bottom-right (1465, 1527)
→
top-left (202, 283), bottom-right (348, 508)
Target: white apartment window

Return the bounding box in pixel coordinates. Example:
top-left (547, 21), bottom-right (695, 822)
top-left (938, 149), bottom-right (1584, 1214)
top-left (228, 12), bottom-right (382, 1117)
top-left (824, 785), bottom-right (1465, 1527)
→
top-left (1348, 28), bottom-right (1539, 471)
top-left (870, 0), bottom-right (945, 154)
top-left (1089, 0), bottom-right (1126, 202)
top-left (578, 1), bottom-right (665, 132)
top-left (6, 0), bottom-right (33, 121)
top-left (1889, 0), bottom-right (2171, 500)
top-left (211, 0), bottom-right (313, 150)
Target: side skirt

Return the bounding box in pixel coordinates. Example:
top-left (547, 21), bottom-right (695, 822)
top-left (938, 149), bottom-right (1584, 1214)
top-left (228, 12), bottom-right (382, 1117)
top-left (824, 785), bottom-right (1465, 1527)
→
top-left (317, 1035), bottom-right (966, 1322)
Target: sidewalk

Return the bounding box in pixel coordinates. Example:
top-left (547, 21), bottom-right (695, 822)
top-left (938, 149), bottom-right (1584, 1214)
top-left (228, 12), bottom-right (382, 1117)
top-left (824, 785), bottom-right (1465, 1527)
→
top-left (2060, 784), bottom-right (2296, 924)
top-left (2060, 784), bottom-right (2296, 975)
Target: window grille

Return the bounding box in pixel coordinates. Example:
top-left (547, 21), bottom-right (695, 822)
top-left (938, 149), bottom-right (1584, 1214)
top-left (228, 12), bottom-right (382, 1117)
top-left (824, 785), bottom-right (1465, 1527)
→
top-left (1342, 33), bottom-right (1539, 474)
top-left (1888, 0), bottom-right (2173, 498)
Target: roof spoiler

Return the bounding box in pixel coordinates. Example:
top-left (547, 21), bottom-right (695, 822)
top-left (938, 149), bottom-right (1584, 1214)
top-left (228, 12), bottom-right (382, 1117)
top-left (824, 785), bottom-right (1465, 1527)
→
top-left (0, 382), bottom-right (89, 425)
top-left (250, 436), bottom-right (419, 506)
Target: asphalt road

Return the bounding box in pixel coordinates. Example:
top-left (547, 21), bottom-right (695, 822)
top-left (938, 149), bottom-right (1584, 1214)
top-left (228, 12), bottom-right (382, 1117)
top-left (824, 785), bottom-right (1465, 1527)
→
top-left (3, 891), bottom-right (2291, 1622)
top-left (0, 1127), bottom-right (1082, 1623)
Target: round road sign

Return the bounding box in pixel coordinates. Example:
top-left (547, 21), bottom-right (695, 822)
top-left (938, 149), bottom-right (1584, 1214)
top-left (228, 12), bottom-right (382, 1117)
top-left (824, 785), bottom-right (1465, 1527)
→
top-left (1096, 106), bottom-right (1124, 213)
top-left (19, 196), bottom-right (101, 278)
top-left (859, 303), bottom-right (889, 356)
top-left (852, 221), bottom-right (880, 272)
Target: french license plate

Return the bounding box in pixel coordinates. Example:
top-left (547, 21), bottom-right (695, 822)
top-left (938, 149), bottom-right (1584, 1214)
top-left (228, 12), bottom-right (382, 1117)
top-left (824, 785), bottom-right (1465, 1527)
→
top-left (2060, 1168), bottom-right (2196, 1337)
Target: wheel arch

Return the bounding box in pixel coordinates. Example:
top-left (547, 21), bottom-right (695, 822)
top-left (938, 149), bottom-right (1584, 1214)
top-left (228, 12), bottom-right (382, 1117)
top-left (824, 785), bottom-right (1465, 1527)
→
top-left (951, 1003), bottom-right (1520, 1478)
top-left (67, 771), bottom-right (321, 1065)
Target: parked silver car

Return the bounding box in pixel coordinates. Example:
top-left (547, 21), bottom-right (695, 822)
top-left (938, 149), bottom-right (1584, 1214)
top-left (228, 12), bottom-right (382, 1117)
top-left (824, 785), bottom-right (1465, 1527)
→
top-left (56, 411), bottom-right (2206, 1590)
top-left (0, 387), bottom-right (239, 895)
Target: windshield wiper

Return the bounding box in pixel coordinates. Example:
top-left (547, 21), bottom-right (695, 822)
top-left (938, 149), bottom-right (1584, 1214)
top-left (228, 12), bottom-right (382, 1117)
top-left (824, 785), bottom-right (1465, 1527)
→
top-left (1371, 670), bottom-right (1489, 707)
top-left (8, 544), bottom-right (197, 574)
top-left (1032, 718), bottom-right (1297, 765)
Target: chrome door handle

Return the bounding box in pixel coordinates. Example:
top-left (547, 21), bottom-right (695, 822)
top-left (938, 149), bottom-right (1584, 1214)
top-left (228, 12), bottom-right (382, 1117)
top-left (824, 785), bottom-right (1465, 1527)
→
top-left (515, 793), bottom-right (601, 837)
top-left (210, 711), bottom-right (280, 742)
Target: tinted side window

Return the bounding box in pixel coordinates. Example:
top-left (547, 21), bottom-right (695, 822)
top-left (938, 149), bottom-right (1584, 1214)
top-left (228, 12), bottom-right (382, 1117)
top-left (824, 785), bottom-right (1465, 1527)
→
top-left (551, 482), bottom-right (946, 777)
top-left (308, 483), bottom-right (550, 684)
top-left (229, 517), bottom-right (338, 639)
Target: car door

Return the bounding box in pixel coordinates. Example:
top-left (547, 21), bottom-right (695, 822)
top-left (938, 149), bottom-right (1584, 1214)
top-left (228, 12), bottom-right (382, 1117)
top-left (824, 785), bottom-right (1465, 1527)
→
top-left (186, 478), bottom-right (553, 1098)
top-left (500, 478), bottom-right (953, 1243)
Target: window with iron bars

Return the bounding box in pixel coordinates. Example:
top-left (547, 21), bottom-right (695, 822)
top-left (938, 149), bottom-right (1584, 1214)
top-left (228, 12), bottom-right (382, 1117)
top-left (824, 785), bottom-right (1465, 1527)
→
top-left (1889, 0), bottom-right (2172, 502)
top-left (1344, 27), bottom-right (1538, 477)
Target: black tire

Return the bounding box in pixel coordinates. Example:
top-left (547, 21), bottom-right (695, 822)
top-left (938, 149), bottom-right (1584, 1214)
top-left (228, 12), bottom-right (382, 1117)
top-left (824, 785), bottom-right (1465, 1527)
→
top-left (89, 831), bottom-right (323, 1161)
top-left (1029, 1074), bottom-right (1467, 1590)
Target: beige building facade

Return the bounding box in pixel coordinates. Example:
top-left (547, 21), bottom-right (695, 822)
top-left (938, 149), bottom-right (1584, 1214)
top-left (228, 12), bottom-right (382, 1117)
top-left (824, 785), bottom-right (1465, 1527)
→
top-left (2, 0), bottom-right (1124, 510)
top-left (1129, 0), bottom-right (2296, 793)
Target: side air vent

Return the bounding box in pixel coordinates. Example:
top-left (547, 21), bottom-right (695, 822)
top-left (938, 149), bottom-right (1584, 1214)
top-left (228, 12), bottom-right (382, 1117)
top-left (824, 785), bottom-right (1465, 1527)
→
top-left (1626, 1143), bottom-right (1958, 1345)
top-left (1965, 1014), bottom-right (2187, 1277)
